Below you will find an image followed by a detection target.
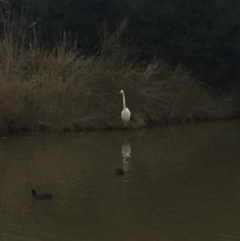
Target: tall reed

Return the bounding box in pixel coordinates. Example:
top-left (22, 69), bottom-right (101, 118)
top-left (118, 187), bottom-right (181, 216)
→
top-left (0, 16), bottom-right (238, 134)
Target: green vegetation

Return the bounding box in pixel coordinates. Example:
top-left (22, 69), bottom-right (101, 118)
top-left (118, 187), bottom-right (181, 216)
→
top-left (0, 1), bottom-right (239, 134)
top-left (25, 0), bottom-right (240, 86)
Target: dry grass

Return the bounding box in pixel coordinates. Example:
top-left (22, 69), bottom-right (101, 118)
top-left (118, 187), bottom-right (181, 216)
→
top-left (0, 20), bottom-right (239, 134)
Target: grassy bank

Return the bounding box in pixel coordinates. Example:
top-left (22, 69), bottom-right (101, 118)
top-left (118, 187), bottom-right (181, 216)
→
top-left (0, 29), bottom-right (239, 134)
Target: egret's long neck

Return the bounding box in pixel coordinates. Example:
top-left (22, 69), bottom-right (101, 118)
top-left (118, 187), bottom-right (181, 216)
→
top-left (122, 91), bottom-right (126, 109)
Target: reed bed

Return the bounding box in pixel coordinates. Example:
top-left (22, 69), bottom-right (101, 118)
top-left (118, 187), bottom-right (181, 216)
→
top-left (0, 20), bottom-right (239, 134)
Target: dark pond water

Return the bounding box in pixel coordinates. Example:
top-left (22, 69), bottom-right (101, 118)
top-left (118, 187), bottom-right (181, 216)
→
top-left (0, 120), bottom-right (240, 241)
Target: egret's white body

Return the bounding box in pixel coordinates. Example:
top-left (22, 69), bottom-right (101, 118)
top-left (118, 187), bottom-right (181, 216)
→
top-left (119, 90), bottom-right (131, 126)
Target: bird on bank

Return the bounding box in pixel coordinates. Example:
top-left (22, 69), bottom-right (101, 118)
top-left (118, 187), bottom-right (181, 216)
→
top-left (119, 90), bottom-right (131, 127)
top-left (30, 189), bottom-right (53, 200)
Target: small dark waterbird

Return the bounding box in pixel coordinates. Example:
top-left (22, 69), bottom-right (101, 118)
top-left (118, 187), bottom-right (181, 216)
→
top-left (30, 189), bottom-right (53, 200)
top-left (114, 168), bottom-right (124, 175)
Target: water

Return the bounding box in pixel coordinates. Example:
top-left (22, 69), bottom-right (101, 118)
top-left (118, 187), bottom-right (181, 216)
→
top-left (0, 120), bottom-right (240, 241)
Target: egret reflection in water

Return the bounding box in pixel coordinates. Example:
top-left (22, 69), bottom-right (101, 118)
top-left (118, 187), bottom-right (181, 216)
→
top-left (121, 138), bottom-right (131, 172)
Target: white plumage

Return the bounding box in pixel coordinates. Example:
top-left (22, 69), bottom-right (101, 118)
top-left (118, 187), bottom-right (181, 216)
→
top-left (119, 90), bottom-right (131, 126)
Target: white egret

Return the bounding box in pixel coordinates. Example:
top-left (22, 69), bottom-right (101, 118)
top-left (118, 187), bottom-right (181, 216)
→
top-left (119, 90), bottom-right (131, 127)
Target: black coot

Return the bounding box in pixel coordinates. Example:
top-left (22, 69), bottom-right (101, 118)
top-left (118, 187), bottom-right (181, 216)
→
top-left (114, 168), bottom-right (124, 175)
top-left (30, 189), bottom-right (53, 200)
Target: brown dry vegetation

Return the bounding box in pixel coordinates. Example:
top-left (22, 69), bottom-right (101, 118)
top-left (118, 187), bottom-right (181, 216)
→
top-left (0, 21), bottom-right (239, 134)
